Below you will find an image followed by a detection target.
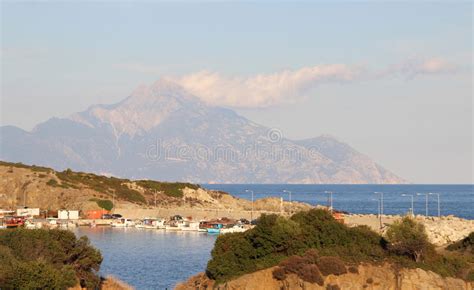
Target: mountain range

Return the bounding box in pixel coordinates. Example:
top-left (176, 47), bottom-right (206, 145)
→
top-left (0, 79), bottom-right (406, 184)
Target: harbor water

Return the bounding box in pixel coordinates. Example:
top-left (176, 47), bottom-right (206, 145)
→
top-left (75, 184), bottom-right (473, 289)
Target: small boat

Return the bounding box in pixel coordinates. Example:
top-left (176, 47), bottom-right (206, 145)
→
top-left (206, 223), bottom-right (223, 234)
top-left (220, 224), bottom-right (247, 234)
top-left (181, 221), bottom-right (200, 231)
top-left (136, 218), bottom-right (165, 229)
top-left (112, 218), bottom-right (135, 227)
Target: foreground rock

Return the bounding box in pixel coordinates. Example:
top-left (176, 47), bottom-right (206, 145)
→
top-left (176, 263), bottom-right (473, 290)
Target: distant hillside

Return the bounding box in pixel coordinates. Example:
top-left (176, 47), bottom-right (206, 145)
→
top-left (0, 161), bottom-right (311, 213)
top-left (0, 80), bottom-right (406, 184)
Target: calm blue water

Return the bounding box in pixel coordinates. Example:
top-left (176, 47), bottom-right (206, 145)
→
top-left (75, 184), bottom-right (473, 289)
top-left (204, 184), bottom-right (474, 219)
top-left (75, 228), bottom-right (217, 289)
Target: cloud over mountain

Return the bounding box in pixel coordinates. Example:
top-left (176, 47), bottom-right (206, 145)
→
top-left (167, 64), bottom-right (361, 107)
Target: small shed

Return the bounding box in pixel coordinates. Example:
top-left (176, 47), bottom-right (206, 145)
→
top-left (58, 210), bottom-right (79, 220)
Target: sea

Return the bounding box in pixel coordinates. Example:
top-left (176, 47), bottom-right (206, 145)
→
top-left (76, 184), bottom-right (473, 289)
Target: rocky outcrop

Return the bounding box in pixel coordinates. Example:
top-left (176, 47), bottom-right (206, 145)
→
top-left (422, 216), bottom-right (474, 246)
top-left (175, 264), bottom-right (473, 290)
top-left (345, 214), bottom-right (474, 246)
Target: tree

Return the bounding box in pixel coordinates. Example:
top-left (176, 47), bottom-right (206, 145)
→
top-left (385, 216), bottom-right (433, 262)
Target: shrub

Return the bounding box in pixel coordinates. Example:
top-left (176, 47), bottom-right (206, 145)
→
top-left (299, 264), bottom-right (324, 285)
top-left (326, 284), bottom-right (341, 290)
top-left (467, 270), bottom-right (474, 282)
top-left (47, 179), bottom-right (58, 186)
top-left (317, 256), bottom-right (347, 276)
top-left (0, 228), bottom-right (102, 288)
top-left (348, 266), bottom-right (359, 273)
top-left (136, 180), bottom-right (199, 198)
top-left (90, 198), bottom-right (114, 211)
top-left (446, 232), bottom-right (474, 254)
top-left (386, 217), bottom-right (433, 262)
top-left (276, 254), bottom-right (324, 285)
top-left (272, 267), bottom-right (286, 280)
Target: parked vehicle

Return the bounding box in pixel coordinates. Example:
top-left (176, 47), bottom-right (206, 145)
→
top-left (101, 214), bottom-right (113, 219)
top-left (111, 214), bottom-right (123, 219)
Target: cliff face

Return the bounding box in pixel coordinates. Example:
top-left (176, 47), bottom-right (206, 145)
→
top-left (176, 264), bottom-right (473, 290)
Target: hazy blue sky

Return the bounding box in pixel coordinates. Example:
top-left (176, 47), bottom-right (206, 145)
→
top-left (1, 2), bottom-right (472, 183)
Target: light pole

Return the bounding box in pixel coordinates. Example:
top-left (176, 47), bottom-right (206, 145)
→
top-left (417, 193), bottom-right (428, 216)
top-left (283, 190), bottom-right (292, 214)
top-left (429, 193), bottom-right (440, 217)
top-left (324, 191), bottom-right (333, 213)
top-left (401, 194), bottom-right (414, 216)
top-left (374, 192), bottom-right (384, 229)
top-left (245, 189), bottom-right (254, 221)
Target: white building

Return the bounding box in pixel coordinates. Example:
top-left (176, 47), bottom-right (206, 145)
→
top-left (17, 208), bottom-right (40, 217)
top-left (58, 210), bottom-right (79, 220)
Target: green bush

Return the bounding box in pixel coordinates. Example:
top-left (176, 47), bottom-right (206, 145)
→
top-left (46, 179), bottom-right (58, 186)
top-left (446, 232), bottom-right (474, 254)
top-left (90, 198), bottom-right (114, 211)
top-left (135, 180), bottom-right (200, 198)
top-left (386, 217), bottom-right (433, 262)
top-left (0, 228), bottom-right (102, 288)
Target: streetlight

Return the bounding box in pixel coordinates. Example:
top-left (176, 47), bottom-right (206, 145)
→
top-left (417, 193), bottom-right (429, 217)
top-left (429, 193), bottom-right (440, 217)
top-left (401, 194), bottom-right (415, 216)
top-left (245, 189), bottom-right (254, 221)
top-left (324, 191), bottom-right (333, 213)
top-left (374, 192), bottom-right (384, 230)
top-left (283, 190), bottom-right (292, 214)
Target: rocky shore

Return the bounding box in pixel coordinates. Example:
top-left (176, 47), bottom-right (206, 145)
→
top-left (345, 214), bottom-right (474, 246)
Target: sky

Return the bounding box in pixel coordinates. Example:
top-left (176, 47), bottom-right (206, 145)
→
top-left (1, 1), bottom-right (472, 183)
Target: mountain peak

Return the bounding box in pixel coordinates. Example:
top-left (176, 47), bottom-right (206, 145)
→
top-left (69, 79), bottom-right (206, 137)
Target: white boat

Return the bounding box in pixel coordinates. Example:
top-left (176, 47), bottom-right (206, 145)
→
top-left (181, 221), bottom-right (200, 231)
top-left (220, 224), bottom-right (247, 234)
top-left (136, 218), bottom-right (165, 229)
top-left (165, 220), bottom-right (186, 231)
top-left (111, 218), bottom-right (135, 227)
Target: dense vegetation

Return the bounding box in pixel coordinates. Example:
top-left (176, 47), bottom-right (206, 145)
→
top-left (0, 228), bottom-right (102, 288)
top-left (2, 161), bottom-right (202, 203)
top-left (206, 209), bottom-right (472, 283)
top-left (89, 198), bottom-right (114, 211)
top-left (135, 180), bottom-right (200, 198)
top-left (447, 232), bottom-right (474, 254)
top-left (0, 161), bottom-right (52, 173)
